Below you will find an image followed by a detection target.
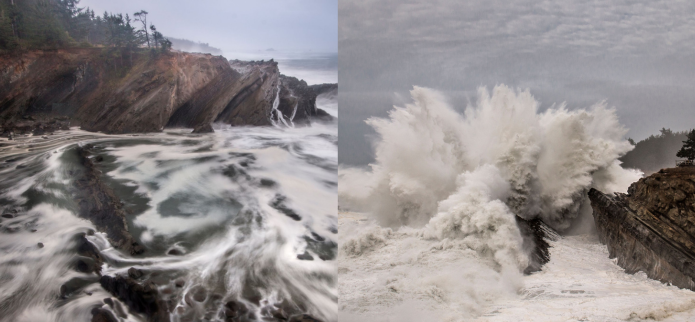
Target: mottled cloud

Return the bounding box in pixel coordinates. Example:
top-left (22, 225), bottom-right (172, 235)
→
top-left (339, 0), bottom-right (695, 165)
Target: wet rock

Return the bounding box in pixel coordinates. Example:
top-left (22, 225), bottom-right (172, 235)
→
top-left (259, 178), bottom-right (276, 187)
top-left (76, 234), bottom-right (103, 274)
top-left (303, 235), bottom-right (337, 261)
top-left (224, 300), bottom-right (248, 319)
top-left (309, 83), bottom-right (338, 98)
top-left (1, 213), bottom-right (14, 219)
top-left (310, 232), bottom-right (325, 242)
top-left (515, 216), bottom-right (558, 274)
top-left (95, 155), bottom-right (104, 162)
top-left (60, 276), bottom-right (94, 299)
top-left (72, 147), bottom-right (144, 255)
top-left (1, 50), bottom-right (286, 134)
top-left (297, 251), bottom-right (314, 261)
top-left (192, 123), bottom-right (215, 134)
top-left (589, 166), bottom-right (695, 290)
top-left (288, 314), bottom-right (323, 322)
top-left (276, 76), bottom-right (334, 125)
top-left (184, 285), bottom-right (207, 304)
top-left (91, 307), bottom-right (118, 322)
top-left (167, 248), bottom-right (183, 256)
top-left (100, 275), bottom-right (170, 322)
top-left (128, 267), bottom-right (144, 279)
top-left (174, 279), bottom-right (185, 288)
top-left (3, 226), bottom-right (20, 233)
top-left (37, 242), bottom-right (44, 248)
top-left (75, 257), bottom-right (99, 273)
top-left (269, 194), bottom-right (301, 221)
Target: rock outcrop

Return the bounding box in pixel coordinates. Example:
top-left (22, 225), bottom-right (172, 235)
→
top-left (589, 167), bottom-right (695, 290)
top-left (72, 145), bottom-right (144, 255)
top-left (516, 216), bottom-right (558, 274)
top-left (309, 83), bottom-right (338, 98)
top-left (0, 49), bottom-right (331, 133)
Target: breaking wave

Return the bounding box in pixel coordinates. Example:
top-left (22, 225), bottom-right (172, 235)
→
top-left (338, 85), bottom-right (642, 321)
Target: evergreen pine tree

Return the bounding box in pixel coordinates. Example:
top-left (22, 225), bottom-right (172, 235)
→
top-left (676, 129), bottom-right (695, 161)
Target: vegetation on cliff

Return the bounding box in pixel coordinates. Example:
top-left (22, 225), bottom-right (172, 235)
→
top-left (0, 0), bottom-right (170, 54)
top-left (677, 129), bottom-right (695, 161)
top-left (620, 128), bottom-right (691, 174)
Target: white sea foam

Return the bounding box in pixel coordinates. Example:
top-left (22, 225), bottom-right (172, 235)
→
top-left (338, 85), bottom-right (647, 320)
top-left (0, 95), bottom-right (338, 322)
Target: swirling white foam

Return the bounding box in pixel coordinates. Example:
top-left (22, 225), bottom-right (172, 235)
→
top-left (338, 85), bottom-right (656, 321)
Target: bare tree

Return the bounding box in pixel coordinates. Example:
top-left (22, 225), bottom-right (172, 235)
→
top-left (133, 10), bottom-right (149, 48)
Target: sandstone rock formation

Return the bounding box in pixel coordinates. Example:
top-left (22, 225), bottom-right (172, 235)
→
top-left (589, 167), bottom-right (695, 290)
top-left (0, 49), bottom-right (331, 134)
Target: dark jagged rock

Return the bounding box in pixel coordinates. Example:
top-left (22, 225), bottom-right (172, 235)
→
top-left (0, 116), bottom-right (70, 137)
top-left (76, 233), bottom-right (104, 274)
top-left (297, 251), bottom-right (314, 261)
top-left (589, 167), bottom-right (695, 290)
top-left (289, 314), bottom-right (323, 322)
top-left (192, 123), bottom-right (214, 133)
top-left (72, 146), bottom-right (144, 255)
top-left (309, 83), bottom-right (337, 98)
top-left (515, 216), bottom-right (558, 274)
top-left (91, 307), bottom-right (118, 322)
top-left (100, 275), bottom-right (170, 322)
top-left (128, 267), bottom-right (144, 279)
top-left (275, 75), bottom-right (333, 125)
top-left (269, 194), bottom-right (302, 221)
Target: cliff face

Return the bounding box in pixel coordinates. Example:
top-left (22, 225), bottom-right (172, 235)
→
top-left (589, 167), bottom-right (695, 290)
top-left (0, 49), bottom-right (329, 134)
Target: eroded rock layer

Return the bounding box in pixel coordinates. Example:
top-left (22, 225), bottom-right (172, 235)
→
top-left (589, 167), bottom-right (695, 290)
top-left (0, 49), bottom-right (330, 134)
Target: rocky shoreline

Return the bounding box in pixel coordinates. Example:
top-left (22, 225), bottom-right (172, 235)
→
top-left (0, 48), bottom-right (338, 321)
top-left (0, 49), bottom-right (335, 135)
top-left (65, 144), bottom-right (326, 322)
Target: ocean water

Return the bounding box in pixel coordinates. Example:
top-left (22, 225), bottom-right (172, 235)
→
top-left (338, 85), bottom-right (695, 321)
top-left (0, 95), bottom-right (337, 321)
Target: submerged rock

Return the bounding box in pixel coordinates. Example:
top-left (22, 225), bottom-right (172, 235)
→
top-left (589, 167), bottom-right (695, 290)
top-left (100, 275), bottom-right (170, 322)
top-left (192, 123), bottom-right (214, 133)
top-left (72, 146), bottom-right (144, 255)
top-left (91, 308), bottom-right (118, 322)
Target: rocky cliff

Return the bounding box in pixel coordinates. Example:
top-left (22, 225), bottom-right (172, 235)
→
top-left (589, 167), bottom-right (695, 290)
top-left (0, 49), bottom-right (330, 135)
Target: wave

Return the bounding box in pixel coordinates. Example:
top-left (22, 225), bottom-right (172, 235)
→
top-left (338, 85), bottom-right (642, 320)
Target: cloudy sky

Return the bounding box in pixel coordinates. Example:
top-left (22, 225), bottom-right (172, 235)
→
top-left (339, 0), bottom-right (695, 166)
top-left (79, 0), bottom-right (338, 56)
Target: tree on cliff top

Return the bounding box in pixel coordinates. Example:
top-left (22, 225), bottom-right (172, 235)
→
top-left (677, 129), bottom-right (695, 161)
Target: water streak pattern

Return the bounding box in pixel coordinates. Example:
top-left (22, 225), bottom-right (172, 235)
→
top-left (0, 99), bottom-right (337, 321)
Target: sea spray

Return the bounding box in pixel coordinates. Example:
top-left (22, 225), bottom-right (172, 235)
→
top-left (338, 85), bottom-right (642, 321)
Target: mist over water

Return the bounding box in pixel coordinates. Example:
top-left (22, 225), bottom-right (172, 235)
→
top-left (0, 97), bottom-right (337, 321)
top-left (336, 85), bottom-right (674, 321)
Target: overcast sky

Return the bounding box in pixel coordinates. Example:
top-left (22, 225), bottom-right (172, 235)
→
top-left (79, 0), bottom-right (337, 55)
top-left (339, 0), bottom-right (695, 166)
